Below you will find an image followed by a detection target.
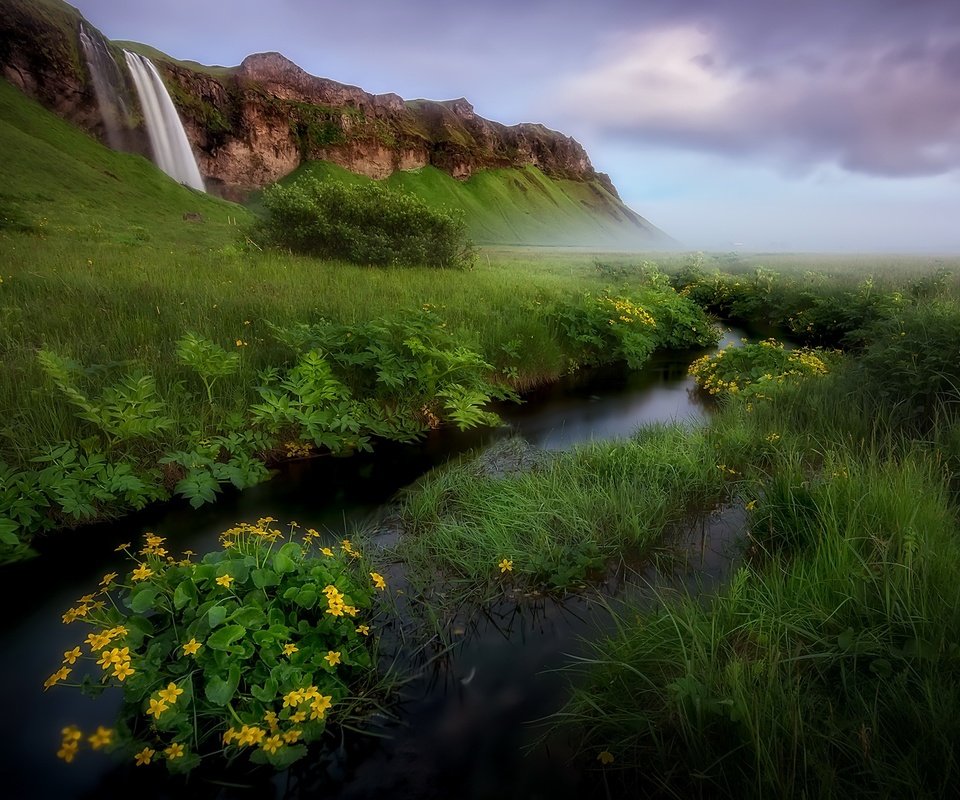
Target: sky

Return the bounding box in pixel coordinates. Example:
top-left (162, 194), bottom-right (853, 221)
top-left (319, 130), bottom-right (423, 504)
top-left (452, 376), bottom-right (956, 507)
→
top-left (71, 0), bottom-right (960, 252)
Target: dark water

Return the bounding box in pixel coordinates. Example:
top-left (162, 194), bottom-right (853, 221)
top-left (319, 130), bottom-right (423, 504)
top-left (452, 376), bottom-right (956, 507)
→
top-left (0, 329), bottom-right (748, 799)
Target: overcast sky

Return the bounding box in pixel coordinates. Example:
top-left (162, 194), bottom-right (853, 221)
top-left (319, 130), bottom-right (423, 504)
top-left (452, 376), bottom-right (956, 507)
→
top-left (72, 0), bottom-right (960, 252)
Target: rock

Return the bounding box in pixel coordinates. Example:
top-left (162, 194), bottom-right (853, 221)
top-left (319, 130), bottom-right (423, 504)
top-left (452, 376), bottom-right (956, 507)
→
top-left (1, 0), bottom-right (616, 200)
top-left (182, 211), bottom-right (203, 222)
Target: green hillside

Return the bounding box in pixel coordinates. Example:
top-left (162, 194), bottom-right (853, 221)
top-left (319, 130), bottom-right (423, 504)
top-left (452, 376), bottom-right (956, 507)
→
top-left (270, 161), bottom-right (670, 247)
top-left (0, 73), bottom-right (665, 250)
top-left (0, 78), bottom-right (247, 247)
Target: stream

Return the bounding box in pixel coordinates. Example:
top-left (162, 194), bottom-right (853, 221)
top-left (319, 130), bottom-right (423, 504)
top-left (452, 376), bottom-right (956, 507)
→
top-left (0, 328), bottom-right (749, 799)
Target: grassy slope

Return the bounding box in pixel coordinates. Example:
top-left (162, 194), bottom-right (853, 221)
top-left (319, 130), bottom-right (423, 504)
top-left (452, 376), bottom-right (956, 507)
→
top-left (266, 161), bottom-right (669, 248)
top-left (0, 79), bottom-right (246, 246)
top-left (113, 40), bottom-right (238, 79)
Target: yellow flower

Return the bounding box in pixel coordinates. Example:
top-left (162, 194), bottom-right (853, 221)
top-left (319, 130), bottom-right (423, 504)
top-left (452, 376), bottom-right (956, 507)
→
top-left (57, 741), bottom-right (78, 763)
top-left (370, 572), bottom-right (386, 591)
top-left (261, 734), bottom-right (283, 754)
top-left (113, 662), bottom-right (135, 681)
top-left (182, 638), bottom-right (202, 657)
top-left (62, 647), bottom-right (82, 665)
top-left (158, 682), bottom-right (184, 704)
top-left (61, 725), bottom-right (82, 742)
top-left (223, 727), bottom-right (240, 745)
top-left (215, 574), bottom-right (234, 588)
top-left (148, 698), bottom-right (169, 718)
top-left (76, 593), bottom-right (96, 605)
top-left (282, 643), bottom-right (298, 656)
top-left (290, 710), bottom-right (307, 724)
top-left (310, 695), bottom-right (333, 720)
top-left (282, 689), bottom-right (304, 708)
top-left (134, 747), bottom-right (155, 766)
top-left (164, 742), bottom-right (185, 760)
top-left (88, 726), bottom-right (113, 750)
top-left (498, 558), bottom-right (513, 573)
top-left (236, 725), bottom-right (265, 746)
top-left (356, 624), bottom-right (370, 636)
top-left (301, 685), bottom-right (320, 701)
top-left (44, 666), bottom-right (71, 690)
top-left (106, 646), bottom-right (130, 665)
top-left (61, 608), bottom-right (79, 624)
top-left (282, 729), bottom-right (302, 744)
top-left (264, 710), bottom-right (279, 730)
top-left (131, 564), bottom-right (153, 582)
top-left (320, 547), bottom-right (334, 558)
top-left (598, 750), bottom-right (615, 765)
top-left (114, 542), bottom-right (131, 552)
top-left (99, 572), bottom-right (118, 587)
top-left (745, 500), bottom-right (757, 511)
top-left (86, 632), bottom-right (112, 651)
top-left (324, 651), bottom-right (341, 667)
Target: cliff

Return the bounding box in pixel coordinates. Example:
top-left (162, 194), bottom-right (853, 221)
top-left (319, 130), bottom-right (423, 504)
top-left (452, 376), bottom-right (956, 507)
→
top-left (0, 0), bottom-right (626, 204)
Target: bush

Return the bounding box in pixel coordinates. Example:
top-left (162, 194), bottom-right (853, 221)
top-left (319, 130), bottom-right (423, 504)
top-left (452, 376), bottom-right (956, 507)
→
top-left (44, 521), bottom-right (388, 772)
top-left (554, 287), bottom-right (719, 369)
top-left (688, 339), bottom-right (834, 399)
top-left (258, 178), bottom-right (473, 268)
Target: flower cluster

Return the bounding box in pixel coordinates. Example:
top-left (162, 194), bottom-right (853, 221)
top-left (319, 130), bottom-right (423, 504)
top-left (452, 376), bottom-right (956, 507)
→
top-left (601, 296), bottom-right (657, 327)
top-left (44, 520), bottom-right (388, 772)
top-left (689, 340), bottom-right (834, 400)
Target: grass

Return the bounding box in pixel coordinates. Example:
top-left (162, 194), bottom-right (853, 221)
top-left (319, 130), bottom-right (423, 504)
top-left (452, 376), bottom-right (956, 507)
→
top-left (549, 343), bottom-right (960, 798)
top-left (265, 161), bottom-right (666, 247)
top-left (5, 62), bottom-right (960, 796)
top-left (398, 426), bottom-right (729, 592)
top-left (0, 78), bottom-right (719, 553)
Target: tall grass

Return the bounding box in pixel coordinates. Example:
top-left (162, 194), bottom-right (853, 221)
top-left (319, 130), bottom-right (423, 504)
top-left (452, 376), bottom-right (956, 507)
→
top-left (555, 349), bottom-right (960, 797)
top-left (399, 425), bottom-right (731, 592)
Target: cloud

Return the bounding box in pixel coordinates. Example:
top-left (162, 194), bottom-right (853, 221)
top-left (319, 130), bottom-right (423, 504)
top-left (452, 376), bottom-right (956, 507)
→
top-left (548, 20), bottom-right (960, 177)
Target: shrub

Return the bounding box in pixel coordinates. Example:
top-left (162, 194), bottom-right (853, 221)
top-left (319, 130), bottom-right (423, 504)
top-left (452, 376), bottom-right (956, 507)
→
top-left (688, 339), bottom-right (834, 399)
top-left (258, 178), bottom-right (473, 268)
top-left (554, 288), bottom-right (719, 369)
top-left (44, 521), bottom-right (388, 772)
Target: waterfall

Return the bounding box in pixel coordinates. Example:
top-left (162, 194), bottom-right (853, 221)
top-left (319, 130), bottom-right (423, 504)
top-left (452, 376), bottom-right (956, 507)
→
top-left (79, 25), bottom-right (130, 152)
top-left (123, 50), bottom-right (205, 192)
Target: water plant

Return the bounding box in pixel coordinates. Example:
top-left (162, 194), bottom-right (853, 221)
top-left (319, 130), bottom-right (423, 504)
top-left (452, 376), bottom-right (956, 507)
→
top-left (44, 520), bottom-right (389, 771)
top-left (688, 339), bottom-right (833, 399)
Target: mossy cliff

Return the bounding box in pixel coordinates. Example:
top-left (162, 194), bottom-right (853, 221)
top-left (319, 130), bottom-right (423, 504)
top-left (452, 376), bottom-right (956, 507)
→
top-left (0, 0), bottom-right (668, 245)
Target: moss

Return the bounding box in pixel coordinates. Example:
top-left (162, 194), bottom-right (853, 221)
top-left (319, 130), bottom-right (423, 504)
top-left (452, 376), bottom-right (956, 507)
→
top-left (0, 0), bottom-right (85, 84)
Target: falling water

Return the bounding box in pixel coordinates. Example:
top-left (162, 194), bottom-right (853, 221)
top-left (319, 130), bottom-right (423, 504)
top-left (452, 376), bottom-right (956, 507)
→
top-left (123, 50), bottom-right (205, 191)
top-left (79, 25), bottom-right (130, 151)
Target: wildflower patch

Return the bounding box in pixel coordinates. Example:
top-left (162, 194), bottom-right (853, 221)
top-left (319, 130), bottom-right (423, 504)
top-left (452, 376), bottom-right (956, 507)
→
top-left (44, 520), bottom-right (388, 772)
top-left (689, 339), bottom-right (834, 399)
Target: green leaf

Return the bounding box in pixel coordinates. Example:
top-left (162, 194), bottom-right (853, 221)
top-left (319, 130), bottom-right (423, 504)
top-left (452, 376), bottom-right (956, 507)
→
top-left (207, 605), bottom-right (227, 628)
top-left (173, 579), bottom-right (198, 609)
top-left (251, 676), bottom-right (279, 702)
top-left (294, 585), bottom-right (318, 609)
top-left (273, 542), bottom-right (301, 574)
top-left (207, 624), bottom-right (245, 651)
top-left (130, 586), bottom-right (158, 614)
top-left (204, 665), bottom-right (241, 705)
top-left (252, 568), bottom-right (279, 588)
top-left (0, 518), bottom-right (20, 546)
top-left (231, 606), bottom-right (266, 630)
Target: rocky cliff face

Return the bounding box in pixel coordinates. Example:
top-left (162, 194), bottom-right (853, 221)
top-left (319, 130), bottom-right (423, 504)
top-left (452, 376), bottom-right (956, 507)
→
top-left (0, 0), bottom-right (619, 201)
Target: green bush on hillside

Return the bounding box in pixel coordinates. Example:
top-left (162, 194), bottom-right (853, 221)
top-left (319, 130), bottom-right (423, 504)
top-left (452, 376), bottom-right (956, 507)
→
top-left (258, 178), bottom-right (473, 268)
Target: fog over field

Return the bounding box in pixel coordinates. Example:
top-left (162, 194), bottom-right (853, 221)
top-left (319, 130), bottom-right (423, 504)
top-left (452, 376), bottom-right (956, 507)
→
top-left (70, 0), bottom-right (960, 252)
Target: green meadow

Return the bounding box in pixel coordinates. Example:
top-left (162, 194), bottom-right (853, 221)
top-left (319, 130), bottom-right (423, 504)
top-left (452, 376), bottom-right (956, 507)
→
top-left (3, 71), bottom-right (960, 796)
